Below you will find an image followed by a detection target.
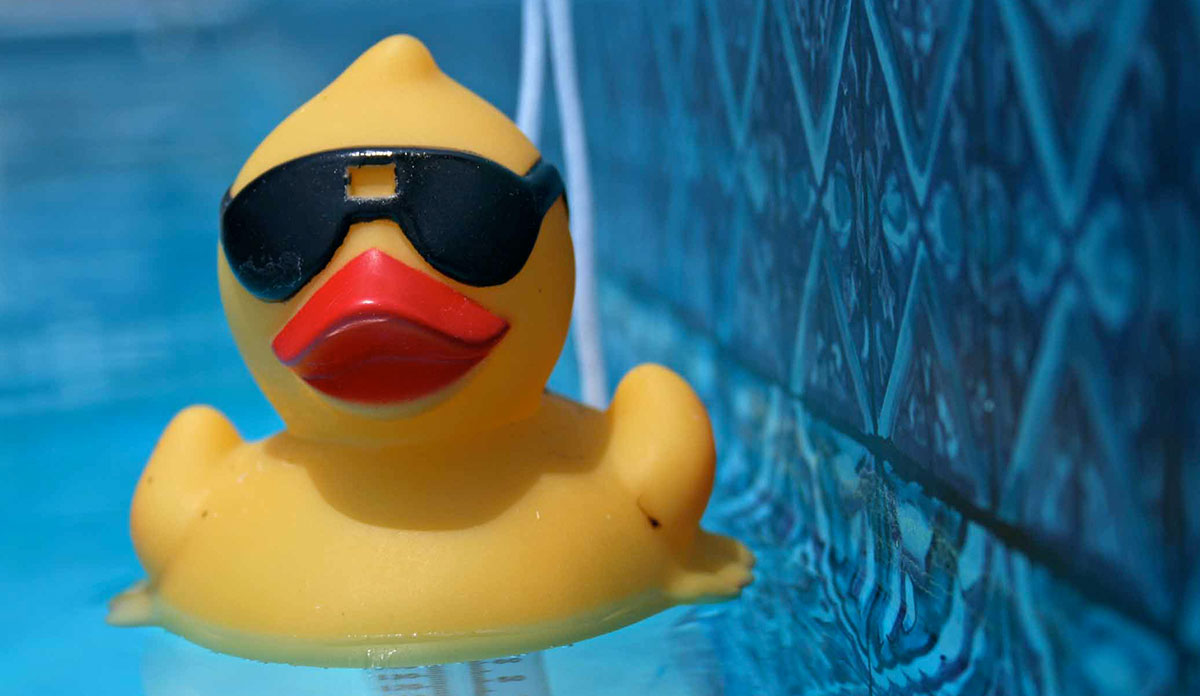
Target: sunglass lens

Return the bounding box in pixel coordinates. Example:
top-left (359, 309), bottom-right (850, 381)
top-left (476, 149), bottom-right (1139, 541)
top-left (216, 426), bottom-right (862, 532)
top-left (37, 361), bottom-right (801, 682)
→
top-left (400, 155), bottom-right (543, 287)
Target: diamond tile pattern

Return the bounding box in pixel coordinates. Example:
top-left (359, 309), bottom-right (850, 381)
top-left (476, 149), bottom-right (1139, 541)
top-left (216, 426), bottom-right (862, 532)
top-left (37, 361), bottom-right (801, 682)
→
top-left (578, 0), bottom-right (1200, 692)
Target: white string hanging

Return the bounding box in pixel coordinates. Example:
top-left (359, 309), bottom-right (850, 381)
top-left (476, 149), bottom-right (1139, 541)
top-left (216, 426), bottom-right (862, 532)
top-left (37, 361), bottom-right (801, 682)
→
top-left (516, 0), bottom-right (608, 409)
top-left (516, 0), bottom-right (545, 141)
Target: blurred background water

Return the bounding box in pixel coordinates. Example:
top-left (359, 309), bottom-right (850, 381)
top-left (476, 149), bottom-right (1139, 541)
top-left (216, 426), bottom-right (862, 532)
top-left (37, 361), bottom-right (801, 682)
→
top-left (2, 0), bottom-right (1199, 694)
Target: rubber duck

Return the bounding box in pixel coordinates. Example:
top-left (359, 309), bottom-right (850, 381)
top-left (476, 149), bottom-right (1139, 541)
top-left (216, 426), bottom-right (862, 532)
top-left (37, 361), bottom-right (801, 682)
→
top-left (109, 35), bottom-right (752, 667)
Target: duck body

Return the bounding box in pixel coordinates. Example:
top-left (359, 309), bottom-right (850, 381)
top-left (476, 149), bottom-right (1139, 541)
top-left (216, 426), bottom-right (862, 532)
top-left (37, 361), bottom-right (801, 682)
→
top-left (110, 35), bottom-right (751, 665)
top-left (112, 365), bottom-right (751, 667)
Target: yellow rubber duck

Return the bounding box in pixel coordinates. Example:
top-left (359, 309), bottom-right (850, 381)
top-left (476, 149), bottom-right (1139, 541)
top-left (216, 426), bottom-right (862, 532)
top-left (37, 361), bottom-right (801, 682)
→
top-left (109, 35), bottom-right (752, 668)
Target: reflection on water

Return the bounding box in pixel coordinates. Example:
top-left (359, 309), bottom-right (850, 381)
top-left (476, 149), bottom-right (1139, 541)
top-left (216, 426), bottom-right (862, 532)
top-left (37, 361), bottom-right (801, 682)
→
top-left (138, 606), bottom-right (725, 696)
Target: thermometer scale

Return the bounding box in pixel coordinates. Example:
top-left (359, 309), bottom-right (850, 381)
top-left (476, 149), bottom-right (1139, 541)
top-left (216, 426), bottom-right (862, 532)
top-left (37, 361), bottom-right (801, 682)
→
top-left (369, 654), bottom-right (552, 696)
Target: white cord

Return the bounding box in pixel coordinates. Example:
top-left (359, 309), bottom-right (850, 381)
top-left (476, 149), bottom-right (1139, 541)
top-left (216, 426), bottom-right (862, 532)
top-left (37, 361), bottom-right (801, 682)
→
top-left (515, 0), bottom-right (545, 141)
top-left (517, 0), bottom-right (608, 407)
top-left (544, 0), bottom-right (608, 408)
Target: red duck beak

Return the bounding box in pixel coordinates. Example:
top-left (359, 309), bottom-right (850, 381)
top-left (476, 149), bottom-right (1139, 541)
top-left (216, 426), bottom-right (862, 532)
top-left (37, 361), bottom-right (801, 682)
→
top-left (271, 249), bottom-right (509, 404)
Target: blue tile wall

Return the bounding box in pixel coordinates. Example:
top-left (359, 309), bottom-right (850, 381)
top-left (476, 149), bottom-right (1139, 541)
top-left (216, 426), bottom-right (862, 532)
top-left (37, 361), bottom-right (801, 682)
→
top-left (576, 0), bottom-right (1200, 693)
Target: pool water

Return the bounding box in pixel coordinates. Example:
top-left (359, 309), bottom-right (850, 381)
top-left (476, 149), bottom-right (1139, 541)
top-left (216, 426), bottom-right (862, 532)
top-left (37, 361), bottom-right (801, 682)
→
top-left (0, 4), bottom-right (761, 693)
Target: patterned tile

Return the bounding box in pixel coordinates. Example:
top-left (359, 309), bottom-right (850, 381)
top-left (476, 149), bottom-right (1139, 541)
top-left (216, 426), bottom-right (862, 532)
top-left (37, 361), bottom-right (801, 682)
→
top-left (776, 0), bottom-right (875, 434)
top-left (981, 0), bottom-right (1185, 625)
top-left (589, 0), bottom-right (869, 385)
top-left (702, 0), bottom-right (811, 380)
top-left (860, 0), bottom-right (994, 507)
top-left (577, 0), bottom-right (1197, 691)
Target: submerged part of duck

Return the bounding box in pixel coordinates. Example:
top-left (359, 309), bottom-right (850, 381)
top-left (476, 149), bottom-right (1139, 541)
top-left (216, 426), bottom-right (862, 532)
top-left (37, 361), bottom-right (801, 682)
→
top-left (109, 35), bottom-right (752, 668)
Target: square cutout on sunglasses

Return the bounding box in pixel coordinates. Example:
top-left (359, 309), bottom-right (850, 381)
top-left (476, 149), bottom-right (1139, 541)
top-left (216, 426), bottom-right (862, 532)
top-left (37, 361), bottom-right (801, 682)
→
top-left (347, 163), bottom-right (397, 199)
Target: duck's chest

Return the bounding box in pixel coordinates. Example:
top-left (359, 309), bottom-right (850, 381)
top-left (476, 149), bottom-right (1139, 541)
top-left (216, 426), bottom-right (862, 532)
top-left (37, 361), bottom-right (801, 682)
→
top-left (157, 441), bottom-right (671, 638)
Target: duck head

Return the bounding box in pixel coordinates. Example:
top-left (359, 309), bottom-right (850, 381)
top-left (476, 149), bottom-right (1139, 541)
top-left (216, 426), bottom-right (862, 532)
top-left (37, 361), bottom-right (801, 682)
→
top-left (218, 36), bottom-right (574, 445)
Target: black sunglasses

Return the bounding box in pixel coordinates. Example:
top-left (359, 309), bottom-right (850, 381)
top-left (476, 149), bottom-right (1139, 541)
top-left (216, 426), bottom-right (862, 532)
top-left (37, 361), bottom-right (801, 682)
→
top-left (220, 147), bottom-right (566, 301)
